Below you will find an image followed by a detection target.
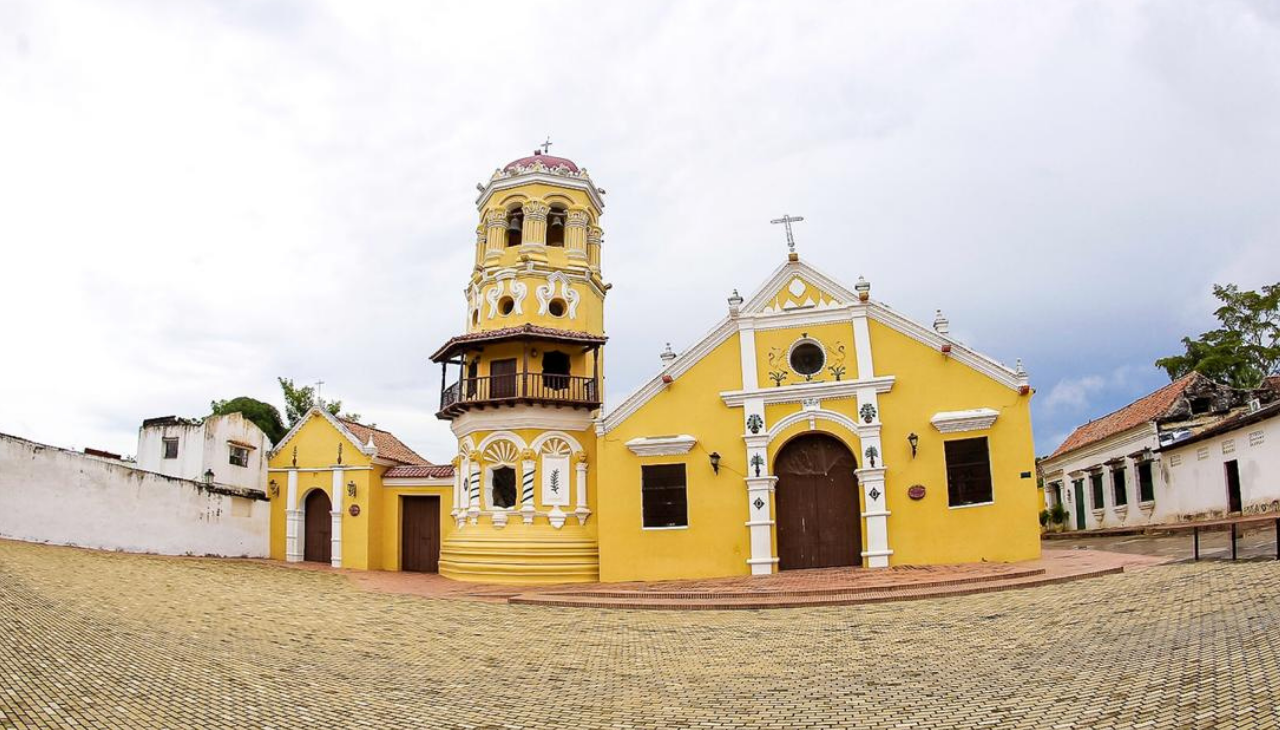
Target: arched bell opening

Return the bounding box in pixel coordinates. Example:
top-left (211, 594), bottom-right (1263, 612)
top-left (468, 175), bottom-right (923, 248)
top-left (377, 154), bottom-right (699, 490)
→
top-left (546, 205), bottom-right (567, 247)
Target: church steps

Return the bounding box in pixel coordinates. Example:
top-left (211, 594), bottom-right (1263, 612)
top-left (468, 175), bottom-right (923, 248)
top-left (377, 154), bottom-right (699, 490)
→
top-left (439, 534), bottom-right (600, 584)
top-left (506, 567), bottom-right (1124, 610)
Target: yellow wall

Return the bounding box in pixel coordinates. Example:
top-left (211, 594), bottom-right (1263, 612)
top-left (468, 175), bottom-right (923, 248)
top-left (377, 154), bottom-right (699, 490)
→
top-left (597, 333), bottom-right (749, 582)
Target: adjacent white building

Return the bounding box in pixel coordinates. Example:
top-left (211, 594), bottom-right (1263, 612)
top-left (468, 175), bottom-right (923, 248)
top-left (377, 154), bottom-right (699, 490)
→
top-left (1040, 373), bottom-right (1276, 530)
top-left (1158, 401), bottom-right (1280, 518)
top-left (136, 412), bottom-right (271, 492)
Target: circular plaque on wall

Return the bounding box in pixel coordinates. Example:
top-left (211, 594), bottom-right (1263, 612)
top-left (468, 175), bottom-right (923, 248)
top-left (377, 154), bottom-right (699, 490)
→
top-left (348, 504), bottom-right (361, 517)
top-left (907, 485), bottom-right (926, 501)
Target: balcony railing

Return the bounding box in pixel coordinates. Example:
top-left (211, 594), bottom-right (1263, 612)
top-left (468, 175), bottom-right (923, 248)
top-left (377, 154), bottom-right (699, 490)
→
top-left (439, 371), bottom-right (600, 416)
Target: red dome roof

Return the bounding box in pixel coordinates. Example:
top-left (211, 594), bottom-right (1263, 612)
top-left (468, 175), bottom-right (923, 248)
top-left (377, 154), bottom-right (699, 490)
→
top-left (503, 151), bottom-right (580, 173)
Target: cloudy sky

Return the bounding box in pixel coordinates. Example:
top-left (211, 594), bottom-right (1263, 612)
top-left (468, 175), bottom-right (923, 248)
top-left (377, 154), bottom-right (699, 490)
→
top-left (2, 0), bottom-right (1277, 462)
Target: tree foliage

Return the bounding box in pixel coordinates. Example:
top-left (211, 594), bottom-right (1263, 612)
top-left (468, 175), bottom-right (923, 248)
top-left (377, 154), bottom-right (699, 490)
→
top-left (1156, 283), bottom-right (1280, 389)
top-left (209, 396), bottom-right (287, 444)
top-left (277, 377), bottom-right (360, 425)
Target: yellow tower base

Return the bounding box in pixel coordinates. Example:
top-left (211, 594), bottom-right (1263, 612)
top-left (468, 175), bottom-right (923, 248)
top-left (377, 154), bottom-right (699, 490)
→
top-left (439, 522), bottom-right (599, 584)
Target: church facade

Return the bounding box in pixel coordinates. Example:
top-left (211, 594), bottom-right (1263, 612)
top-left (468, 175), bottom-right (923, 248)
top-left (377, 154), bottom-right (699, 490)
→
top-left (267, 150), bottom-right (1041, 582)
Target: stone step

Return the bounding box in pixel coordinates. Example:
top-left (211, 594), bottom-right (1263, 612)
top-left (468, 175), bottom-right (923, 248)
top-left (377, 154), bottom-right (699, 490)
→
top-left (507, 566), bottom-right (1124, 610)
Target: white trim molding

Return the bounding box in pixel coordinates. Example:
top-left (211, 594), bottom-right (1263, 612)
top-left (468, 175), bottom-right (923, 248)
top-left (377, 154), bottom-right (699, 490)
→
top-left (721, 376), bottom-right (895, 409)
top-left (930, 408), bottom-right (1000, 434)
top-left (625, 435), bottom-right (697, 457)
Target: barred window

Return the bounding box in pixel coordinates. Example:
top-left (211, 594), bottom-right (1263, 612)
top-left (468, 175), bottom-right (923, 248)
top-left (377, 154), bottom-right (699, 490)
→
top-left (229, 445), bottom-right (249, 468)
top-left (641, 464), bottom-right (688, 528)
top-left (1090, 472), bottom-right (1105, 509)
top-left (1112, 466), bottom-right (1128, 507)
top-left (1137, 461), bottom-right (1155, 503)
top-left (944, 437), bottom-right (993, 507)
top-left (162, 438), bottom-right (179, 459)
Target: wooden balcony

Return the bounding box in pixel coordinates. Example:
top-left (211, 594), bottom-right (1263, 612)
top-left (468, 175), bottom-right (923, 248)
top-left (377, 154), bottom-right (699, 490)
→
top-left (438, 371), bottom-right (601, 418)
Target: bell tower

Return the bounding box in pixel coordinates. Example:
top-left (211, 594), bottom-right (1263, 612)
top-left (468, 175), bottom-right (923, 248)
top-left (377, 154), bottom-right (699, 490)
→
top-left (430, 148), bottom-right (607, 584)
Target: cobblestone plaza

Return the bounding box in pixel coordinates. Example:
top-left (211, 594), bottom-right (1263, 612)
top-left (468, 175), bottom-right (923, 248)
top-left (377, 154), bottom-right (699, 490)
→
top-left (2, 540), bottom-right (1278, 729)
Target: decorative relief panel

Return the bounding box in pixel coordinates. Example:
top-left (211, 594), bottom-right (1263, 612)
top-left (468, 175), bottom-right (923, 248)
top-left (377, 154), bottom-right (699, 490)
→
top-left (535, 271), bottom-right (581, 319)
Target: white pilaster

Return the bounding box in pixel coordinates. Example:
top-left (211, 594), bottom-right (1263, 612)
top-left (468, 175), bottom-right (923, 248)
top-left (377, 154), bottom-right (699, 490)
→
top-left (858, 466), bottom-right (892, 568)
top-left (330, 468), bottom-right (344, 569)
top-left (851, 308), bottom-right (875, 380)
top-left (574, 461), bottom-right (591, 525)
top-left (285, 470), bottom-right (302, 563)
top-left (738, 320), bottom-right (759, 390)
top-left (745, 475), bottom-right (778, 575)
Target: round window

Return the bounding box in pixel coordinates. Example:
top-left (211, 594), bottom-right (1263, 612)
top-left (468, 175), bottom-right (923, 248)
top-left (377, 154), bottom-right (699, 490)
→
top-left (498, 297), bottom-right (515, 316)
top-left (548, 298), bottom-right (567, 317)
top-left (789, 341), bottom-right (825, 376)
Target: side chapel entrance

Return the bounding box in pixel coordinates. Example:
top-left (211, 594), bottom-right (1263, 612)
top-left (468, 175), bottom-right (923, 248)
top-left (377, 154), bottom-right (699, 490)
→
top-left (774, 433), bottom-right (861, 570)
top-left (303, 489), bottom-right (332, 564)
top-left (401, 496), bottom-right (441, 573)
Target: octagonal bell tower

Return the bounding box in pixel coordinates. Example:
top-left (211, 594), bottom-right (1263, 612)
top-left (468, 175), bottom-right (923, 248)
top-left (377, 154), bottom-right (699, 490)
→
top-left (430, 148), bottom-right (608, 584)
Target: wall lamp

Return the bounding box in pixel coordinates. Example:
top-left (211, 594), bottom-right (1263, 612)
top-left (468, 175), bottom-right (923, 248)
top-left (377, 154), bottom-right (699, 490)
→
top-left (268, 479), bottom-right (279, 498)
top-left (907, 432), bottom-right (919, 458)
top-left (346, 480), bottom-right (357, 498)
top-left (203, 469), bottom-right (215, 485)
top-left (709, 452), bottom-right (721, 475)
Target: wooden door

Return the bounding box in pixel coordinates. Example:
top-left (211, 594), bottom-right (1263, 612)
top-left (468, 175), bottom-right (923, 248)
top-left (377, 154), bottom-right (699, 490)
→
top-left (774, 433), bottom-right (860, 570)
top-left (491, 358), bottom-right (518, 399)
top-left (1225, 460), bottom-right (1242, 513)
top-left (401, 496), bottom-right (440, 573)
top-left (304, 489), bottom-right (332, 564)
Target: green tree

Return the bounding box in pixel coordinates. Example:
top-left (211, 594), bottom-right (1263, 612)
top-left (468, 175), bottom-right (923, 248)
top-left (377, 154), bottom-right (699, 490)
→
top-left (1156, 282), bottom-right (1280, 389)
top-left (209, 397), bottom-right (287, 444)
top-left (277, 377), bottom-right (360, 425)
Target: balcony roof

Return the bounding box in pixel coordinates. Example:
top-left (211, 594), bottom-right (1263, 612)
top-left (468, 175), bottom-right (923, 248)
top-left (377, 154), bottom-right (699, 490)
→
top-left (431, 323), bottom-right (607, 362)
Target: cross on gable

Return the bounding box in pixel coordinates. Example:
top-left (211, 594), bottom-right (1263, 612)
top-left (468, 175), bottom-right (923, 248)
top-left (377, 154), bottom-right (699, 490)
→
top-left (770, 214), bottom-right (805, 253)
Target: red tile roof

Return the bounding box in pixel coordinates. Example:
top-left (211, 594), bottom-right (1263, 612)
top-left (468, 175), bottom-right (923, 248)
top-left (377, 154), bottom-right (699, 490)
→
top-left (1047, 373), bottom-right (1202, 460)
top-left (383, 464), bottom-right (455, 479)
top-left (430, 323), bottom-right (607, 362)
top-left (338, 419), bottom-right (430, 466)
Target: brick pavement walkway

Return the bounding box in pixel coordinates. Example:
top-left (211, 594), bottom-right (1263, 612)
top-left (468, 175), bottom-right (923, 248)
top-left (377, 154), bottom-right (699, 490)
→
top-left (2, 539), bottom-right (1278, 729)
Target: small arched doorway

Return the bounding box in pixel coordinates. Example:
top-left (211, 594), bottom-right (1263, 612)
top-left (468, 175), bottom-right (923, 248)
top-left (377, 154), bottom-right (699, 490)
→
top-left (304, 489), bottom-right (332, 564)
top-left (774, 433), bottom-right (860, 570)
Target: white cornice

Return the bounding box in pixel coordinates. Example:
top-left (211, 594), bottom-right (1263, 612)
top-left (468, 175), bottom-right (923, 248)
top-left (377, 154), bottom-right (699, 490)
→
top-left (721, 376), bottom-right (895, 409)
top-left (600, 316), bottom-right (738, 433)
top-left (746, 306), bottom-right (855, 331)
top-left (865, 301), bottom-right (1025, 391)
top-left (625, 435), bottom-right (697, 457)
top-left (476, 172), bottom-right (604, 211)
top-left (1039, 423), bottom-right (1158, 470)
top-left (451, 407), bottom-right (595, 441)
top-left (930, 408), bottom-right (999, 434)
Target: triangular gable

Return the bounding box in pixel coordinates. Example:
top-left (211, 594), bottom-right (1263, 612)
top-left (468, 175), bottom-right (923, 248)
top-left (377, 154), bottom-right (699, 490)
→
top-left (269, 407), bottom-right (377, 461)
top-left (741, 259), bottom-right (858, 315)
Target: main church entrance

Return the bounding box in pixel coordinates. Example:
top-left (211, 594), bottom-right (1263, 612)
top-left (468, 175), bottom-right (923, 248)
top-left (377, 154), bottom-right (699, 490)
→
top-left (303, 489), bottom-right (332, 564)
top-left (774, 433), bottom-right (861, 570)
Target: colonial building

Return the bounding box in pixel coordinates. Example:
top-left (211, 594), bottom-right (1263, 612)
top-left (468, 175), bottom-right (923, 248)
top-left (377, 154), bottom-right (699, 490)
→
top-left (1040, 373), bottom-right (1277, 530)
top-left (137, 412), bottom-right (271, 492)
top-left (267, 149), bottom-right (1042, 582)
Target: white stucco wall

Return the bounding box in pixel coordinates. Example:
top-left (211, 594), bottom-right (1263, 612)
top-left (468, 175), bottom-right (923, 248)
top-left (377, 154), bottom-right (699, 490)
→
top-left (1040, 424), bottom-right (1165, 531)
top-left (135, 412), bottom-right (270, 492)
top-left (1161, 415), bottom-right (1280, 519)
top-left (0, 432), bottom-right (270, 557)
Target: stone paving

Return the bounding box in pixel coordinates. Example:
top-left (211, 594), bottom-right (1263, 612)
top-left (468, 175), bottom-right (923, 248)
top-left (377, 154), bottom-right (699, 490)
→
top-left (2, 539), bottom-right (1279, 729)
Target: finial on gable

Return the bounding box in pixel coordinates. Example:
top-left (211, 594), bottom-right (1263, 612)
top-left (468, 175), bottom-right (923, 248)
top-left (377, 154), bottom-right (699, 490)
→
top-left (933, 309), bottom-right (949, 335)
top-left (659, 343), bottom-right (677, 366)
top-left (728, 289), bottom-right (743, 316)
top-left (855, 276), bottom-right (871, 302)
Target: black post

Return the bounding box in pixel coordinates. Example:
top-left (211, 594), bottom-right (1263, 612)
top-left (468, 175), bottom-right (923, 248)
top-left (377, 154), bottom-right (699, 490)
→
top-left (1231, 522), bottom-right (1238, 561)
top-left (1194, 526), bottom-right (1200, 561)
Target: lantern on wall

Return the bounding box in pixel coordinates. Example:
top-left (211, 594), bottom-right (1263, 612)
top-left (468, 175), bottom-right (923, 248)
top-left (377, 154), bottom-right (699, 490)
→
top-left (709, 452), bottom-right (721, 475)
top-left (346, 480), bottom-right (357, 498)
top-left (908, 432), bottom-right (919, 458)
top-left (268, 479), bottom-right (279, 498)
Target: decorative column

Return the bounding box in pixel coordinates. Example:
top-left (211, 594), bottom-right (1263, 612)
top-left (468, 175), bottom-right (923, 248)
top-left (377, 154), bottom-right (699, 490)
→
top-left (743, 400), bottom-right (775, 575)
top-left (285, 470), bottom-right (302, 562)
top-left (521, 201), bottom-right (550, 247)
top-left (450, 455), bottom-right (464, 525)
top-left (330, 468), bottom-right (344, 569)
top-left (467, 459), bottom-right (481, 525)
top-left (520, 450), bottom-right (536, 525)
top-left (574, 452), bottom-right (591, 525)
top-left (856, 388), bottom-right (891, 568)
top-left (565, 209), bottom-right (590, 260)
top-left (484, 209), bottom-right (507, 259)
top-left (587, 225), bottom-right (603, 272)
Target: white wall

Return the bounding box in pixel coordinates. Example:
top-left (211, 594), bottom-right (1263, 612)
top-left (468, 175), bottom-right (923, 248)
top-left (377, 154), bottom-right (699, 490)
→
top-left (1040, 425), bottom-right (1164, 531)
top-left (135, 412), bottom-right (270, 492)
top-left (1161, 416), bottom-right (1280, 520)
top-left (0, 432), bottom-right (270, 557)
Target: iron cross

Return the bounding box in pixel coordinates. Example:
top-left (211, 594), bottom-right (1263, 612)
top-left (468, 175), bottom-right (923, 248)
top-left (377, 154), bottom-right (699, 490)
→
top-left (540, 136), bottom-right (553, 154)
top-left (770, 214), bottom-right (805, 253)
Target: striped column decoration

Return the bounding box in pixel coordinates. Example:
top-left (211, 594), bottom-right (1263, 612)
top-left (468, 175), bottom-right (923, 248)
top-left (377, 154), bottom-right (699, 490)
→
top-left (467, 460), bottom-right (481, 525)
top-left (520, 459), bottom-right (536, 524)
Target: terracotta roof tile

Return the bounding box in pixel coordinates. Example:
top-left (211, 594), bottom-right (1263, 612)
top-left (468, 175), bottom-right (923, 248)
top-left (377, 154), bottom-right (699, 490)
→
top-left (383, 464), bottom-right (455, 479)
top-left (1047, 373), bottom-right (1202, 460)
top-left (430, 324), bottom-right (607, 362)
top-left (338, 419), bottom-right (430, 466)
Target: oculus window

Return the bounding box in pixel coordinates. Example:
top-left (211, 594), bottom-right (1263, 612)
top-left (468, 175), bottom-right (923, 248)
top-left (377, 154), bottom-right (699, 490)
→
top-left (944, 437), bottom-right (993, 506)
top-left (641, 463), bottom-right (688, 528)
top-left (789, 341), bottom-right (825, 376)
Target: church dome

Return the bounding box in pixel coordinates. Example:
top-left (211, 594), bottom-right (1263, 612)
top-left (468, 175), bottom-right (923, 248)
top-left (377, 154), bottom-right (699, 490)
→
top-left (503, 150), bottom-right (580, 173)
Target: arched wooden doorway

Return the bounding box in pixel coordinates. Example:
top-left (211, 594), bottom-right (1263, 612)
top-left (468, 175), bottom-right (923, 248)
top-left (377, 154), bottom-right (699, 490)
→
top-left (303, 489), bottom-right (332, 564)
top-left (774, 433), bottom-right (861, 570)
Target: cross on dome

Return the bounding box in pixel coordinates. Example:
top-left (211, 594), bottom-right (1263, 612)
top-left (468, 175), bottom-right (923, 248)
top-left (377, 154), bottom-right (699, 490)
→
top-left (540, 136), bottom-right (553, 154)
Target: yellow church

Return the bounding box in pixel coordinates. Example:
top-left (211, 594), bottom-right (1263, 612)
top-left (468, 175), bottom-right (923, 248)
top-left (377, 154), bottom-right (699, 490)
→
top-left (267, 149), bottom-right (1040, 583)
